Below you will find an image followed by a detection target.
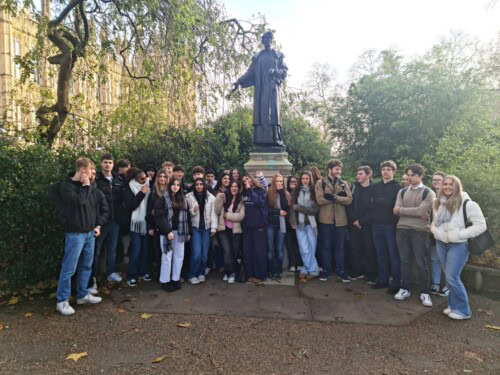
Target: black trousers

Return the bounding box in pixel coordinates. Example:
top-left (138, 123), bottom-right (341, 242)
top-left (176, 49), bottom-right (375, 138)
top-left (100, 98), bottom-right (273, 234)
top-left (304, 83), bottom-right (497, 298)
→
top-left (286, 223), bottom-right (302, 268)
top-left (217, 229), bottom-right (241, 276)
top-left (349, 224), bottom-right (378, 281)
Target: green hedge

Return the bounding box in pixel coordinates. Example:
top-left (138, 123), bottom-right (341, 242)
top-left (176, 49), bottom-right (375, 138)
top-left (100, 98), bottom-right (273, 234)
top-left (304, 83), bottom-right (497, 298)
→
top-left (0, 140), bottom-right (85, 290)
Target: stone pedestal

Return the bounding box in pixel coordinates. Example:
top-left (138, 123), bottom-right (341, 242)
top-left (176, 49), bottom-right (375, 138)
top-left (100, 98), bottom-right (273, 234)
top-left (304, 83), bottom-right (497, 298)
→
top-left (244, 151), bottom-right (293, 183)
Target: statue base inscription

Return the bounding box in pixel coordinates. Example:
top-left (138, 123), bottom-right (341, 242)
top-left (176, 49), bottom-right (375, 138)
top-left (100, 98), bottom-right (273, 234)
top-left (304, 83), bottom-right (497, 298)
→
top-left (244, 151), bottom-right (293, 183)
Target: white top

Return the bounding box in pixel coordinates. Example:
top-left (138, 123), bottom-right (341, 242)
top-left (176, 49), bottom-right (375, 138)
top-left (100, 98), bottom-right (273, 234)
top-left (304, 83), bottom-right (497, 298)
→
top-left (431, 192), bottom-right (487, 244)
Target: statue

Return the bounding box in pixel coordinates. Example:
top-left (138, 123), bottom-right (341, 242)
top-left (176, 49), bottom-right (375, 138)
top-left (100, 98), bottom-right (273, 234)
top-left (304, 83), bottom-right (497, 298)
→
top-left (232, 31), bottom-right (287, 151)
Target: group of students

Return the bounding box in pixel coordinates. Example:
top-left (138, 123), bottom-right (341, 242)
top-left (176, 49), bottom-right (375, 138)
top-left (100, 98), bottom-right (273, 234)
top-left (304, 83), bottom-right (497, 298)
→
top-left (54, 155), bottom-right (487, 321)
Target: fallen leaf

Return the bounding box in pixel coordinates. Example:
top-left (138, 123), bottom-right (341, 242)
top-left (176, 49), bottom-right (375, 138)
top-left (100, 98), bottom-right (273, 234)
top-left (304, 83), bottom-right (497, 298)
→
top-left (464, 351), bottom-right (483, 363)
top-left (152, 355), bottom-right (167, 363)
top-left (176, 322), bottom-right (192, 328)
top-left (477, 309), bottom-right (493, 316)
top-left (485, 324), bottom-right (500, 330)
top-left (66, 352), bottom-right (88, 362)
top-left (141, 313), bottom-right (153, 319)
top-left (118, 308), bottom-right (126, 313)
top-left (102, 288), bottom-right (110, 295)
top-left (24, 312), bottom-right (33, 318)
top-left (463, 370), bottom-right (472, 373)
top-left (0, 323), bottom-right (3, 331)
top-left (49, 293), bottom-right (57, 299)
top-left (7, 296), bottom-right (19, 305)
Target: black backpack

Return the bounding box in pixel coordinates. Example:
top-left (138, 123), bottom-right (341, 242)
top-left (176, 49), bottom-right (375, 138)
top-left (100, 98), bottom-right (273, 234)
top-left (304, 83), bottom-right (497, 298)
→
top-left (48, 181), bottom-right (67, 225)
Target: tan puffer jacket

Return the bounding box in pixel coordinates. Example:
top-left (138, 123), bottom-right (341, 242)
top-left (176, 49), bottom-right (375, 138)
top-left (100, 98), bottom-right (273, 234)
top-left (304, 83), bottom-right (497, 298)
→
top-left (214, 192), bottom-right (245, 234)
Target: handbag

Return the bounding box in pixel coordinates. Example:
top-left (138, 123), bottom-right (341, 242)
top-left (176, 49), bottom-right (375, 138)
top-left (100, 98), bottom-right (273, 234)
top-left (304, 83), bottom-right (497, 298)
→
top-left (463, 199), bottom-right (495, 256)
top-left (235, 246), bottom-right (247, 283)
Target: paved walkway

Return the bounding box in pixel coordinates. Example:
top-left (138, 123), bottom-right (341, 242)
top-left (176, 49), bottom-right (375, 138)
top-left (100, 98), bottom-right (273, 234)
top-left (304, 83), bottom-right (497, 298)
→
top-left (112, 271), bottom-right (446, 326)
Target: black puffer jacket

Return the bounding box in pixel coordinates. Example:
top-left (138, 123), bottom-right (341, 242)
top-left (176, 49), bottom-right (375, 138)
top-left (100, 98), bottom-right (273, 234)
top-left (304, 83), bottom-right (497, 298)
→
top-left (60, 176), bottom-right (106, 233)
top-left (95, 171), bottom-right (126, 222)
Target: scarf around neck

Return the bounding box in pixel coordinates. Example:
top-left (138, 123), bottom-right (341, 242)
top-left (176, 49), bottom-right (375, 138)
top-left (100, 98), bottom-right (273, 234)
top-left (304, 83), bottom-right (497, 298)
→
top-left (435, 196), bottom-right (453, 226)
top-left (161, 192), bottom-right (189, 254)
top-left (297, 186), bottom-right (317, 235)
top-left (129, 178), bottom-right (150, 235)
top-left (276, 190), bottom-right (286, 234)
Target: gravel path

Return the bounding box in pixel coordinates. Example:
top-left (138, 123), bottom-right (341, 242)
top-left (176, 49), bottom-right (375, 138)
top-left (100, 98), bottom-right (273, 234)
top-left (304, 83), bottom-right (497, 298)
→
top-left (0, 292), bottom-right (498, 374)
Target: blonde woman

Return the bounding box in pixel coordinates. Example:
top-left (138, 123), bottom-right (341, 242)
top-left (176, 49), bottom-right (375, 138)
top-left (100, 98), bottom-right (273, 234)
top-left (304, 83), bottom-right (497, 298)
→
top-left (431, 176), bottom-right (486, 320)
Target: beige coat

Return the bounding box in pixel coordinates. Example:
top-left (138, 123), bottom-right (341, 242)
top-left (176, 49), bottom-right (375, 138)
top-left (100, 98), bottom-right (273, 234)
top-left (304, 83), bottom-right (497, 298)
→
top-left (214, 192), bottom-right (245, 234)
top-left (315, 177), bottom-right (352, 227)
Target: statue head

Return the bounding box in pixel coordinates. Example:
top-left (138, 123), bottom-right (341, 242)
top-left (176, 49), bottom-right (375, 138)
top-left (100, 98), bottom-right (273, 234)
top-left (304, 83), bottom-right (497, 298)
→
top-left (261, 31), bottom-right (273, 49)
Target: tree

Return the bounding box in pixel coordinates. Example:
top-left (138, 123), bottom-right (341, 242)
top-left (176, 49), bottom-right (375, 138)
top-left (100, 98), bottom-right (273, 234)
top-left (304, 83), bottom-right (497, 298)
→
top-left (3, 0), bottom-right (266, 147)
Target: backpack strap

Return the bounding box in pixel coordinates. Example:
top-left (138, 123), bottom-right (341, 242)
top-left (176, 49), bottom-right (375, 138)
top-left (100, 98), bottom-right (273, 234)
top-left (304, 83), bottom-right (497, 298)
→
top-left (462, 199), bottom-right (471, 228)
top-left (422, 187), bottom-right (430, 201)
top-left (400, 187), bottom-right (408, 200)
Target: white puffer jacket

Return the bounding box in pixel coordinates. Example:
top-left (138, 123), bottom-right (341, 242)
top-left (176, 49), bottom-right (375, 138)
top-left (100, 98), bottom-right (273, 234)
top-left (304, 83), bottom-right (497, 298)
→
top-left (431, 192), bottom-right (487, 244)
top-left (185, 192), bottom-right (218, 234)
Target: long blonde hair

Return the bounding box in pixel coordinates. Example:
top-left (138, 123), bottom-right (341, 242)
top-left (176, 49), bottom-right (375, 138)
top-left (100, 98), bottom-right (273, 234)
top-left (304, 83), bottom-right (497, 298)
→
top-left (154, 168), bottom-right (169, 197)
top-left (267, 173), bottom-right (291, 208)
top-left (433, 175), bottom-right (463, 214)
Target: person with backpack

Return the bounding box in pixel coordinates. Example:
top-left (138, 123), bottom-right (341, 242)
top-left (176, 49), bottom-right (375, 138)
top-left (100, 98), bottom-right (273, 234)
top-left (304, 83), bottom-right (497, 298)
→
top-left (315, 159), bottom-right (353, 282)
top-left (431, 176), bottom-right (486, 320)
top-left (89, 153), bottom-right (126, 295)
top-left (185, 178), bottom-right (218, 284)
top-left (154, 177), bottom-right (190, 292)
top-left (54, 157), bottom-right (106, 315)
top-left (393, 164), bottom-right (436, 307)
top-left (123, 168), bottom-right (151, 286)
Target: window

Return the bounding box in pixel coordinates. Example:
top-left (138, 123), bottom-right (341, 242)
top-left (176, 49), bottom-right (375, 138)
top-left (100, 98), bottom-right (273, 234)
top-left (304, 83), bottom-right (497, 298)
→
top-left (15, 39), bottom-right (21, 79)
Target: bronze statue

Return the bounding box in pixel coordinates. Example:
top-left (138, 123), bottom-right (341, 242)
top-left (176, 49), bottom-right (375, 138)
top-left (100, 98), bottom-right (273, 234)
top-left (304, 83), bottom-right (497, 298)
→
top-left (233, 31), bottom-right (287, 151)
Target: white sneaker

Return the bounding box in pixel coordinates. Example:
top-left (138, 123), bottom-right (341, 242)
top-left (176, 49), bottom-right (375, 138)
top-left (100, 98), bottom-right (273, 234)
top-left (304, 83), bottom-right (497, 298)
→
top-left (394, 289), bottom-right (411, 301)
top-left (223, 274), bottom-right (228, 281)
top-left (56, 301), bottom-right (75, 316)
top-left (189, 277), bottom-right (200, 285)
top-left (420, 293), bottom-right (433, 307)
top-left (198, 275), bottom-right (205, 282)
top-left (289, 266), bottom-right (296, 272)
top-left (88, 284), bottom-right (98, 295)
top-left (77, 293), bottom-right (102, 305)
top-left (107, 272), bottom-right (123, 283)
top-left (443, 307), bottom-right (451, 315)
top-left (228, 276), bottom-right (235, 284)
top-left (205, 267), bottom-right (211, 276)
top-left (448, 312), bottom-right (471, 320)
top-left (88, 277), bottom-right (98, 295)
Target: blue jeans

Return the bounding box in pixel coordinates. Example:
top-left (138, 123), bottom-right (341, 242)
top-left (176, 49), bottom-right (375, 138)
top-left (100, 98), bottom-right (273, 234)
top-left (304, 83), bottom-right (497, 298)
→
top-left (430, 245), bottom-right (443, 286)
top-left (319, 223), bottom-right (348, 276)
top-left (189, 228), bottom-right (211, 278)
top-left (57, 232), bottom-right (95, 302)
top-left (372, 224), bottom-right (401, 288)
top-left (267, 224), bottom-right (285, 275)
top-left (436, 241), bottom-right (471, 317)
top-left (127, 231), bottom-right (149, 280)
top-left (92, 221), bottom-right (120, 278)
top-left (296, 225), bottom-right (319, 275)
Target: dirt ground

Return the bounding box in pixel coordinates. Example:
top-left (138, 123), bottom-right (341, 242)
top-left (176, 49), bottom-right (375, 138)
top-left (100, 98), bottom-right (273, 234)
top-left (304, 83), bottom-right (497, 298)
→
top-left (0, 289), bottom-right (499, 374)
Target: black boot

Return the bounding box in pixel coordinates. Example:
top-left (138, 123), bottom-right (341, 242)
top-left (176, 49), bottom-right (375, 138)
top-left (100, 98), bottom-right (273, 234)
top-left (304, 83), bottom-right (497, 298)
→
top-left (161, 282), bottom-right (175, 293)
top-left (173, 280), bottom-right (182, 291)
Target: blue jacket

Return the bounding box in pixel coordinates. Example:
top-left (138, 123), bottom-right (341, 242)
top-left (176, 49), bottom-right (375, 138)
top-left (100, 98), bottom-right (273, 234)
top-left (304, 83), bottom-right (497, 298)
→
top-left (242, 187), bottom-right (268, 229)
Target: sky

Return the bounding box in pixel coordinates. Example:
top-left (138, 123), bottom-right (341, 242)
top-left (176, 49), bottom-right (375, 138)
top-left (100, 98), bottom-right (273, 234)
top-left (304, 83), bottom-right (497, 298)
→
top-left (223, 0), bottom-right (500, 89)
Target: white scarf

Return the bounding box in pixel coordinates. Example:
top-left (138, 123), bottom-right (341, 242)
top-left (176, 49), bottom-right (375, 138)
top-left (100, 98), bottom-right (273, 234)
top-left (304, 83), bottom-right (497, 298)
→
top-left (129, 178), bottom-right (150, 235)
